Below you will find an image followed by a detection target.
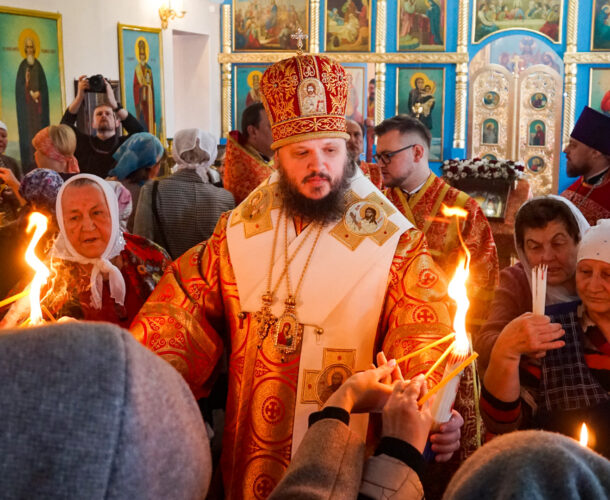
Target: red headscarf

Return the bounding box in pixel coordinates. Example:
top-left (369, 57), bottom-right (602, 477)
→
top-left (32, 127), bottom-right (80, 173)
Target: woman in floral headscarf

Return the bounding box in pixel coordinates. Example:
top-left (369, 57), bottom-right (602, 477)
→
top-left (1, 174), bottom-right (170, 328)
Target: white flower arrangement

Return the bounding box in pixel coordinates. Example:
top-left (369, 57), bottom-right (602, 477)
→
top-left (441, 157), bottom-right (525, 182)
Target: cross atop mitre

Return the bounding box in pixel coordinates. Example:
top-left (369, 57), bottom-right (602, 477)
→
top-left (291, 26), bottom-right (309, 55)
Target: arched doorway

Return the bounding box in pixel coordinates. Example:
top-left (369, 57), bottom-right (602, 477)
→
top-left (468, 35), bottom-right (563, 195)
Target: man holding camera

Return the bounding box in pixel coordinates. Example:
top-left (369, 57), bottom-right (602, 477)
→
top-left (61, 75), bottom-right (144, 178)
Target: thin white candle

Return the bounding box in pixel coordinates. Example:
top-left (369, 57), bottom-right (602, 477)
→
top-left (532, 265), bottom-right (548, 315)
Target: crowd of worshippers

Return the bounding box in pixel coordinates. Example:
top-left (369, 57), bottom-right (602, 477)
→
top-left (0, 55), bottom-right (610, 500)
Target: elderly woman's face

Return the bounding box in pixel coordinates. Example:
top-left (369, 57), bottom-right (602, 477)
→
top-left (522, 219), bottom-right (578, 287)
top-left (61, 184), bottom-right (112, 259)
top-left (576, 259), bottom-right (610, 317)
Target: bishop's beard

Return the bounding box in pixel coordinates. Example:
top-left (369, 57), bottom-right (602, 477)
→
top-left (277, 157), bottom-right (356, 225)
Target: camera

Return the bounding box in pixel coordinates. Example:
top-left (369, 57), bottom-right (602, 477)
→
top-left (87, 74), bottom-right (106, 93)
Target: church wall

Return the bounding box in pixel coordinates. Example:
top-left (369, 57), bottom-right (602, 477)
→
top-left (219, 0), bottom-right (610, 195)
top-left (3, 0), bottom-right (222, 139)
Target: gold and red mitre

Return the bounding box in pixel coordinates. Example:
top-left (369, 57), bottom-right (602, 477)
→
top-left (260, 54), bottom-right (350, 149)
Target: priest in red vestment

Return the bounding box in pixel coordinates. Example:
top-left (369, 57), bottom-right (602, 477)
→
top-left (224, 102), bottom-right (275, 205)
top-left (375, 115), bottom-right (499, 336)
top-left (131, 54), bottom-right (463, 499)
top-left (346, 118), bottom-right (383, 189)
top-left (561, 106), bottom-right (610, 225)
top-left (375, 115), bottom-right (499, 470)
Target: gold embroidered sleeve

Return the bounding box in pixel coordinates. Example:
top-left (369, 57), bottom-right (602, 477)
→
top-left (461, 198), bottom-right (500, 333)
top-left (379, 227), bottom-right (453, 381)
top-left (130, 214), bottom-right (230, 399)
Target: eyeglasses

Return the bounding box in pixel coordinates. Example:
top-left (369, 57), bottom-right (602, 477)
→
top-left (373, 144), bottom-right (416, 165)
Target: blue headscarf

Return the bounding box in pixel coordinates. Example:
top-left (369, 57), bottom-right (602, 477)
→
top-left (109, 132), bottom-right (164, 182)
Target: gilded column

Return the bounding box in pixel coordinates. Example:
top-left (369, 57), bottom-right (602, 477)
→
top-left (374, 0), bottom-right (387, 125)
top-left (453, 0), bottom-right (469, 150)
top-left (562, 0), bottom-right (578, 144)
top-left (565, 0), bottom-right (578, 54)
top-left (562, 64), bottom-right (577, 146)
top-left (310, 0), bottom-right (320, 53)
top-left (221, 4), bottom-right (233, 139)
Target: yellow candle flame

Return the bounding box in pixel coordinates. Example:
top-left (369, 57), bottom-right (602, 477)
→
top-left (25, 212), bottom-right (50, 325)
top-left (441, 203), bottom-right (472, 356)
top-left (579, 423), bottom-right (589, 447)
top-left (441, 204), bottom-right (469, 219)
top-left (448, 256), bottom-right (470, 355)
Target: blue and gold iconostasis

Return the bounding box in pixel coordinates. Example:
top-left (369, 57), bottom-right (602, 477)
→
top-left (219, 0), bottom-right (610, 195)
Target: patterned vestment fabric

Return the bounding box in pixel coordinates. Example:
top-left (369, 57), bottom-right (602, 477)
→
top-left (224, 131), bottom-right (274, 205)
top-left (561, 173), bottom-right (610, 226)
top-left (130, 205), bottom-right (456, 499)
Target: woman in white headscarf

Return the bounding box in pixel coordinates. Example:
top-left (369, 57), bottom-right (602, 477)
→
top-left (133, 128), bottom-right (234, 259)
top-left (1, 174), bottom-right (170, 328)
top-left (481, 220), bottom-right (610, 459)
top-left (475, 195), bottom-right (589, 368)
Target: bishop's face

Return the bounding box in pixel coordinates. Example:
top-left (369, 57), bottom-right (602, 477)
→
top-left (276, 138), bottom-right (347, 200)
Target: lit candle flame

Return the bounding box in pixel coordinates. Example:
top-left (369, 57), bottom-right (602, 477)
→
top-left (443, 204), bottom-right (471, 356)
top-left (441, 204), bottom-right (469, 219)
top-left (24, 212), bottom-right (50, 325)
top-left (447, 256), bottom-right (470, 354)
top-left (579, 423), bottom-right (589, 447)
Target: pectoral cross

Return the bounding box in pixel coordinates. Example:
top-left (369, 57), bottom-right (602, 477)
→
top-left (253, 292), bottom-right (277, 347)
top-left (291, 27), bottom-right (309, 55)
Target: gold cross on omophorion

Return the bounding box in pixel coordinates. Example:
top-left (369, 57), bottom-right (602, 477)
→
top-left (291, 27), bottom-right (309, 55)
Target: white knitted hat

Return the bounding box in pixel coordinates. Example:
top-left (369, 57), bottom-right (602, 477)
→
top-left (578, 219), bottom-right (610, 264)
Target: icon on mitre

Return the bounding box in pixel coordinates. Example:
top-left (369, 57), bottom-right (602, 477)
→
top-left (298, 78), bottom-right (327, 115)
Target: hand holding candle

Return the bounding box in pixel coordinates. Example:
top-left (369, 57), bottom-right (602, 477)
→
top-left (382, 375), bottom-right (433, 454)
top-left (428, 410), bottom-right (464, 461)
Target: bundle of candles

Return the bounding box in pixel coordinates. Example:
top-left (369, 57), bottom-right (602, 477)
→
top-left (0, 212), bottom-right (55, 326)
top-left (395, 204), bottom-right (478, 426)
top-left (531, 264), bottom-right (548, 315)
